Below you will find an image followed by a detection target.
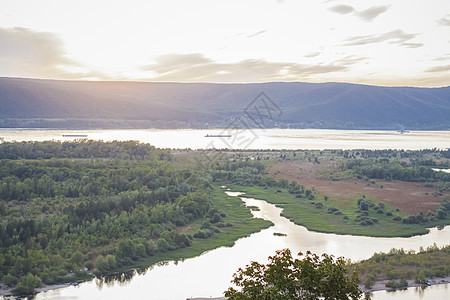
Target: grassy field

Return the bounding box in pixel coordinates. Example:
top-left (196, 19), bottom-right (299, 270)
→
top-left (232, 185), bottom-right (447, 237)
top-left (109, 185), bottom-right (272, 274)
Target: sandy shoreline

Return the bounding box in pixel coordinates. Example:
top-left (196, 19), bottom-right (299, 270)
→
top-left (0, 283), bottom-right (70, 297)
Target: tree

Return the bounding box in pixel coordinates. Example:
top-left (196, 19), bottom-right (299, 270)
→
top-left (96, 256), bottom-right (109, 273)
top-left (225, 249), bottom-right (363, 300)
top-left (12, 273), bottom-right (42, 295)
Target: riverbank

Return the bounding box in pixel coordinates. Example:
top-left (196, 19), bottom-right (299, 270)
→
top-left (234, 185), bottom-right (448, 237)
top-left (99, 186), bottom-right (272, 275)
top-left (0, 283), bottom-right (69, 297)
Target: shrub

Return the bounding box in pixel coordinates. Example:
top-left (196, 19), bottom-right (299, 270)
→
top-left (4, 273), bottom-right (18, 287)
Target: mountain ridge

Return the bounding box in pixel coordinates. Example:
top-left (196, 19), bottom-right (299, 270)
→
top-left (0, 77), bottom-right (449, 130)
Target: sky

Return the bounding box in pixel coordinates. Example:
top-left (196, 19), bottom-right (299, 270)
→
top-left (0, 0), bottom-right (449, 86)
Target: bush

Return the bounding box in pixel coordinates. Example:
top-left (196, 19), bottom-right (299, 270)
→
top-left (4, 273), bottom-right (18, 287)
top-left (12, 273), bottom-right (42, 295)
top-left (193, 229), bottom-right (213, 239)
top-left (415, 270), bottom-right (426, 284)
top-left (385, 279), bottom-right (408, 289)
top-left (365, 274), bottom-right (375, 289)
top-left (157, 238), bottom-right (170, 251)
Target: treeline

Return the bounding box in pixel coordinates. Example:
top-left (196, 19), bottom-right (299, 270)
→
top-left (356, 244), bottom-right (450, 290)
top-left (329, 148), bottom-right (450, 160)
top-left (0, 141), bottom-right (230, 294)
top-left (339, 158), bottom-right (450, 182)
top-left (0, 140), bottom-right (171, 160)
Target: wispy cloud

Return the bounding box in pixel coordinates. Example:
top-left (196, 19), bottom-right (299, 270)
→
top-left (304, 52), bottom-right (321, 58)
top-left (437, 15), bottom-right (450, 26)
top-left (433, 53), bottom-right (450, 61)
top-left (355, 6), bottom-right (390, 22)
top-left (344, 29), bottom-right (421, 48)
top-left (141, 53), bottom-right (366, 82)
top-left (328, 4), bottom-right (390, 22)
top-left (426, 64), bottom-right (450, 73)
top-left (328, 4), bottom-right (354, 15)
top-left (246, 30), bottom-right (266, 38)
top-left (0, 27), bottom-right (108, 80)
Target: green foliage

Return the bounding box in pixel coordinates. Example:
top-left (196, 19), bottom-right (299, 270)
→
top-left (385, 278), bottom-right (408, 289)
top-left (356, 244), bottom-right (450, 286)
top-left (0, 141), bottom-right (218, 288)
top-left (225, 249), bottom-right (362, 300)
top-left (237, 185), bottom-right (433, 237)
top-left (95, 256), bottom-right (109, 273)
top-left (415, 270), bottom-right (426, 284)
top-left (364, 274), bottom-right (375, 289)
top-left (12, 272), bottom-right (42, 295)
top-left (3, 273), bottom-right (18, 287)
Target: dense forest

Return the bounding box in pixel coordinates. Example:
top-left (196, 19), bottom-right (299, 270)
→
top-left (0, 140), bottom-right (256, 294)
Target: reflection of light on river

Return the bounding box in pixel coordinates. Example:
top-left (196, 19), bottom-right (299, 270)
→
top-left (234, 192), bottom-right (450, 262)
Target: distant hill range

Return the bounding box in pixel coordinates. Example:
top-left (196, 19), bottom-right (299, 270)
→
top-left (0, 77), bottom-right (449, 130)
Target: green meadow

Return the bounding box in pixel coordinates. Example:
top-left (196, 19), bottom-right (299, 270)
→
top-left (232, 185), bottom-right (446, 237)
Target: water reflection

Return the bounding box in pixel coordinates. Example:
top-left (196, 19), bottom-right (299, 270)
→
top-left (96, 270), bottom-right (137, 289)
top-left (2, 191), bottom-right (449, 300)
top-left (372, 283), bottom-right (449, 299)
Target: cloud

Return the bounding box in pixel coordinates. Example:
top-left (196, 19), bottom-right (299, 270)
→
top-left (328, 5), bottom-right (355, 15)
top-left (401, 42), bottom-right (424, 48)
top-left (246, 30), bottom-right (266, 38)
top-left (433, 54), bottom-right (450, 61)
top-left (141, 53), bottom-right (366, 82)
top-left (355, 6), bottom-right (390, 22)
top-left (425, 64), bottom-right (450, 73)
top-left (328, 5), bottom-right (390, 22)
top-left (437, 15), bottom-right (450, 26)
top-left (304, 52), bottom-right (321, 58)
top-left (0, 27), bottom-right (108, 80)
top-left (344, 29), bottom-right (420, 47)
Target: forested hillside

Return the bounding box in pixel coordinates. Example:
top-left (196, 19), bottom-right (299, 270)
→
top-left (1, 77), bottom-right (449, 129)
top-left (0, 141), bottom-right (269, 294)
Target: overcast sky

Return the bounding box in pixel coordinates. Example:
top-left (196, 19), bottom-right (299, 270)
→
top-left (1, 0), bottom-right (449, 86)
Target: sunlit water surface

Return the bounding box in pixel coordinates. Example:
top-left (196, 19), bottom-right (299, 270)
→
top-left (0, 128), bottom-right (449, 150)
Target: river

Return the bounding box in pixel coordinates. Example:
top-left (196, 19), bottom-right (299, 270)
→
top-left (0, 128), bottom-right (449, 150)
top-left (1, 191), bottom-right (447, 300)
top-left (0, 129), bottom-right (449, 299)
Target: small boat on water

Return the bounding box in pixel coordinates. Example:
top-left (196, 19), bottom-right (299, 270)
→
top-left (205, 134), bottom-right (231, 138)
top-left (62, 134), bottom-right (88, 137)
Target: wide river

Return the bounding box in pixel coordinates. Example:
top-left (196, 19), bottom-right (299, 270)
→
top-left (0, 128), bottom-right (449, 150)
top-left (0, 128), bottom-right (449, 299)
